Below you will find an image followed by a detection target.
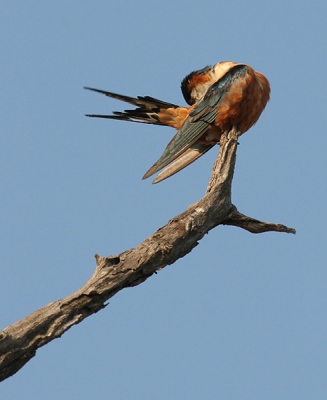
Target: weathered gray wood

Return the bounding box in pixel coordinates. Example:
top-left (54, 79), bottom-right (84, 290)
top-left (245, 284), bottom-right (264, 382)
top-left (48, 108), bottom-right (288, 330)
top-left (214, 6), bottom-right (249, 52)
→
top-left (0, 128), bottom-right (295, 382)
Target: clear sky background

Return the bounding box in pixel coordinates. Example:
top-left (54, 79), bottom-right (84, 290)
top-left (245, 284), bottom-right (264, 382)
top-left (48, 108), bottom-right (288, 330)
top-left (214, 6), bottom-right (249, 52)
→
top-left (1, 1), bottom-right (326, 399)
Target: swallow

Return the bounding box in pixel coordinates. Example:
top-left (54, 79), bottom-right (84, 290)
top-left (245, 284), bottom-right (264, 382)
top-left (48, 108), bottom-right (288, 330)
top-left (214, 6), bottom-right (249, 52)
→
top-left (85, 61), bottom-right (270, 183)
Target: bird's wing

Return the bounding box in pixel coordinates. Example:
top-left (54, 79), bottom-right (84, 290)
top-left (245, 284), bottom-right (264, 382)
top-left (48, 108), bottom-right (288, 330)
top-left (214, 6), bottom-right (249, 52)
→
top-left (152, 141), bottom-right (214, 183)
top-left (84, 87), bottom-right (179, 125)
top-left (143, 64), bottom-right (248, 180)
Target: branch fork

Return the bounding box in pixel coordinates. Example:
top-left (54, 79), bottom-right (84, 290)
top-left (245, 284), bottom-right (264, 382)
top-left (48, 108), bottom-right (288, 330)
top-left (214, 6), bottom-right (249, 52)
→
top-left (0, 127), bottom-right (295, 381)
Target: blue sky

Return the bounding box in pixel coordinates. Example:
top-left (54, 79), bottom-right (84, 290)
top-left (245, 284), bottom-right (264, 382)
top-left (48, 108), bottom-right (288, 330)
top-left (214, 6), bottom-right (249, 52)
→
top-left (1, 1), bottom-right (326, 398)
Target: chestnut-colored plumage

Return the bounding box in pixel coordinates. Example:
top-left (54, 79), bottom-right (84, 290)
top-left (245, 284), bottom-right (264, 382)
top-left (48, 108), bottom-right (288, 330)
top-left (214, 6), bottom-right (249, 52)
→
top-left (85, 61), bottom-right (270, 183)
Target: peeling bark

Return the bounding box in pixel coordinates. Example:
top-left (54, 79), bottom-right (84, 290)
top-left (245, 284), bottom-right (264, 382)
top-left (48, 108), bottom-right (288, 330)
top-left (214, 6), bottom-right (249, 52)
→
top-left (0, 127), bottom-right (295, 382)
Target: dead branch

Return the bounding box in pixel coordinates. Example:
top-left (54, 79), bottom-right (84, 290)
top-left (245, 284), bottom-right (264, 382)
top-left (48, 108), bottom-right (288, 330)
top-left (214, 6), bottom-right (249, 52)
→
top-left (0, 127), bottom-right (295, 382)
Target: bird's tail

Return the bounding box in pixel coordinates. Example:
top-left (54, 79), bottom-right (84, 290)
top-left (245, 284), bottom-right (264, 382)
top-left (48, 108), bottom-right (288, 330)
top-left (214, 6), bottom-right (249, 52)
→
top-left (84, 87), bottom-right (181, 126)
top-left (84, 86), bottom-right (212, 183)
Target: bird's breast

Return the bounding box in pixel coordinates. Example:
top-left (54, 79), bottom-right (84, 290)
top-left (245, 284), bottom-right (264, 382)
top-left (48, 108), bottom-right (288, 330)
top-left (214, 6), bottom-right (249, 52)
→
top-left (214, 68), bottom-right (270, 134)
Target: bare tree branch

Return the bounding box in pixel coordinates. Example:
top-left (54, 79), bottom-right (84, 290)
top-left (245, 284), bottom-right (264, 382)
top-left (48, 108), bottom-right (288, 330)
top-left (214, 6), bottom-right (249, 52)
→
top-left (0, 127), bottom-right (295, 382)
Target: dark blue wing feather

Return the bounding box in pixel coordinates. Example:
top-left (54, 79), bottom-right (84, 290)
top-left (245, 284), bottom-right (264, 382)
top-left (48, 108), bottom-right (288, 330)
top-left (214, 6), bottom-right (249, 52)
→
top-left (189, 64), bottom-right (248, 120)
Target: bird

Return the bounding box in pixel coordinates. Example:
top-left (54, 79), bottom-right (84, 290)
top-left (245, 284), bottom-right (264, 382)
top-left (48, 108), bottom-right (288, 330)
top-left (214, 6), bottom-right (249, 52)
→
top-left (85, 61), bottom-right (270, 184)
